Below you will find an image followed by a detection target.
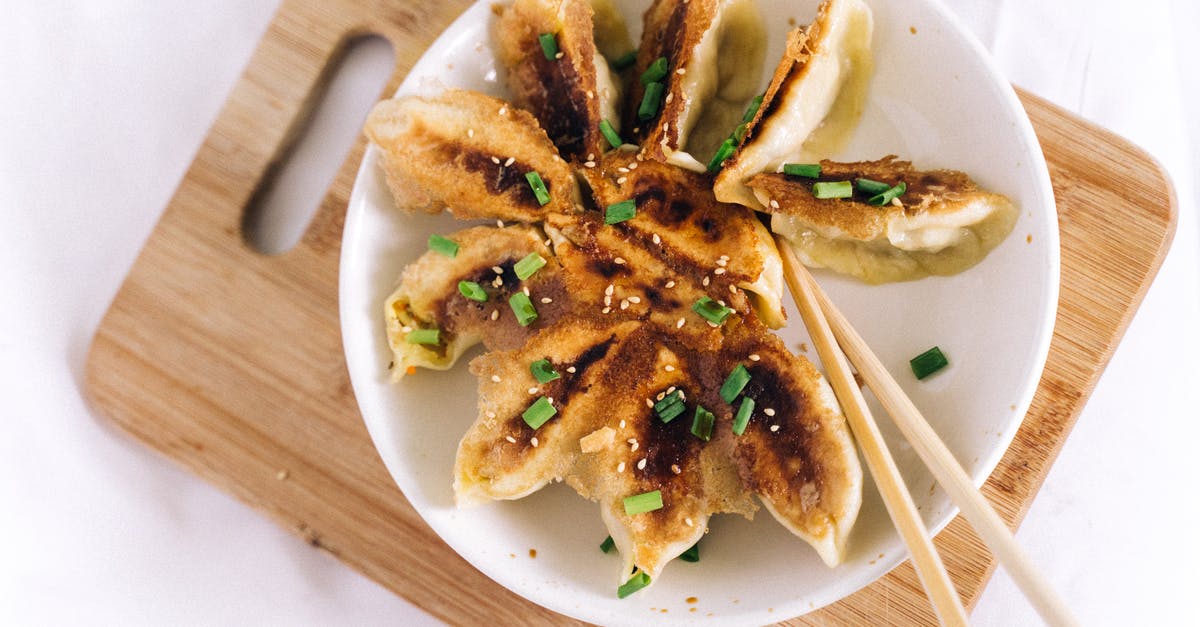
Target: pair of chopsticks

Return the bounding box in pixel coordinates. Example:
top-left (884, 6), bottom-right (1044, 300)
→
top-left (775, 235), bottom-right (1078, 627)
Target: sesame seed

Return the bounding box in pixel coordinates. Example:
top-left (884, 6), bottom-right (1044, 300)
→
top-left (492, 277), bottom-right (503, 288)
top-left (605, 284), bottom-right (614, 296)
top-left (602, 306), bottom-right (611, 314)
top-left (491, 156), bottom-right (500, 164)
top-left (531, 436), bottom-right (540, 447)
top-left (506, 435), bottom-right (517, 443)
top-left (547, 397), bottom-right (554, 404)
top-left (604, 295), bottom-right (612, 306)
top-left (770, 425), bottom-right (780, 432)
top-left (656, 391), bottom-right (666, 401)
top-left (522, 286), bottom-right (530, 296)
top-left (628, 296), bottom-right (641, 304)
top-left (276, 469), bottom-right (289, 480)
top-left (541, 297), bottom-right (552, 304)
top-left (671, 464), bottom-right (681, 475)
top-left (662, 123), bottom-right (669, 132)
top-left (614, 257), bottom-right (626, 265)
top-left (764, 408), bottom-right (776, 416)
top-left (545, 238), bottom-right (552, 246)
top-left (665, 364), bottom-right (676, 372)
top-left (892, 197), bottom-right (904, 207)
top-left (702, 276), bottom-right (710, 286)
top-left (491, 375), bottom-right (502, 383)
top-left (652, 233), bottom-right (661, 245)
top-left (618, 167), bottom-right (629, 173)
top-left (504, 157), bottom-right (515, 166)
top-left (620, 299), bottom-right (630, 310)
top-left (714, 268), bottom-right (726, 275)
top-left (676, 318), bottom-right (685, 328)
top-left (666, 386), bottom-right (677, 394)
top-left (619, 419), bottom-right (626, 428)
top-left (749, 353), bottom-right (761, 361)
top-left (528, 386), bottom-right (539, 394)
top-left (584, 161), bottom-right (596, 168)
top-left (567, 366), bottom-right (577, 373)
top-left (493, 266), bottom-right (504, 274)
top-left (716, 258), bottom-right (728, 267)
top-left (717, 300), bottom-right (726, 306)
top-left (467, 128), bottom-right (475, 138)
top-left (491, 309), bottom-right (500, 321)
top-left (617, 461), bottom-right (626, 472)
top-left (664, 92), bottom-right (673, 104)
top-left (617, 176), bottom-right (627, 184)
top-left (770, 199), bottom-right (780, 209)
top-left (486, 411), bottom-right (497, 419)
top-left (676, 68), bottom-right (686, 75)
top-left (707, 321), bottom-right (719, 328)
top-left (719, 254), bottom-right (730, 261)
top-left (637, 458), bottom-right (647, 470)
top-left (665, 280), bottom-right (675, 288)
top-left (498, 106), bottom-right (507, 115)
top-left (646, 398), bottom-right (654, 408)
top-left (685, 517), bottom-right (694, 527)
top-left (585, 89), bottom-right (593, 98)
top-left (628, 162), bottom-right (638, 170)
top-left (588, 153), bottom-right (595, 161)
top-left (555, 51), bottom-right (564, 59)
top-left (631, 441), bottom-right (639, 452)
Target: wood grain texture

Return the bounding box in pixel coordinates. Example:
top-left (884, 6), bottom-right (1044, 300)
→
top-left (84, 0), bottom-right (1177, 624)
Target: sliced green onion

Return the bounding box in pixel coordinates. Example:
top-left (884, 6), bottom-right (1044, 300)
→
top-left (604, 199), bottom-right (637, 225)
top-left (427, 234), bottom-right (459, 257)
top-left (783, 163), bottom-right (822, 179)
top-left (854, 177), bottom-right (891, 195)
top-left (599, 118), bottom-right (623, 149)
top-left (658, 400), bottom-right (686, 423)
top-left (692, 297), bottom-right (733, 325)
top-left (732, 397), bottom-right (755, 436)
top-left (868, 181), bottom-right (907, 206)
top-left (691, 405), bottom-right (715, 441)
top-left (741, 93), bottom-right (764, 123)
top-left (653, 389), bottom-right (683, 413)
top-left (910, 346), bottom-right (949, 380)
top-left (600, 535), bottom-right (616, 554)
top-left (719, 364), bottom-right (751, 403)
top-left (732, 122), bottom-right (749, 143)
top-left (617, 570), bottom-right (651, 598)
top-left (638, 81), bottom-right (665, 120)
top-left (812, 180), bottom-right (854, 199)
top-left (457, 280), bottom-right (488, 302)
top-left (706, 138), bottom-right (736, 173)
top-left (640, 56), bottom-right (669, 85)
top-left (405, 328), bottom-right (440, 345)
top-left (530, 358), bottom-right (560, 383)
top-left (623, 490), bottom-right (663, 515)
top-left (509, 292), bottom-right (538, 326)
top-left (538, 32), bottom-right (559, 61)
top-left (514, 252), bottom-right (547, 280)
top-left (679, 542), bottom-right (700, 563)
top-left (522, 396), bottom-right (557, 429)
top-left (611, 50), bottom-right (638, 71)
top-left (524, 171), bottom-right (551, 206)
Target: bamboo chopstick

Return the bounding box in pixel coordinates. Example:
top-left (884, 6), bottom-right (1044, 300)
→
top-left (777, 236), bottom-right (969, 626)
top-left (776, 236), bottom-right (1079, 627)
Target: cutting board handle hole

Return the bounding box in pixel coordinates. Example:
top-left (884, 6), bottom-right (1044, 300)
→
top-left (243, 35), bottom-right (395, 255)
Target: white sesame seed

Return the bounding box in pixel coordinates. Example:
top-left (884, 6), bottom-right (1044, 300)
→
top-left (617, 461), bottom-right (626, 472)
top-left (602, 306), bottom-right (612, 314)
top-left (770, 425), bottom-right (780, 432)
top-left (491, 375), bottom-right (502, 383)
top-left (685, 517), bottom-right (694, 527)
top-left (604, 295), bottom-right (612, 306)
top-left (719, 254), bottom-right (730, 261)
top-left (555, 51), bottom-right (564, 59)
top-left (664, 92), bottom-right (673, 104)
top-left (652, 233), bottom-right (661, 245)
top-left (618, 167), bottom-right (629, 173)
top-left (487, 411), bottom-right (497, 419)
top-left (547, 397), bottom-right (554, 404)
top-left (522, 286), bottom-right (530, 296)
top-left (628, 162), bottom-right (638, 170)
top-left (614, 257), bottom-right (626, 265)
top-left (628, 296), bottom-right (641, 304)
top-left (764, 408), bottom-right (776, 416)
top-left (467, 128), bottom-right (474, 138)
top-left (567, 366), bottom-right (576, 373)
top-left (491, 156), bottom-right (500, 164)
top-left (676, 68), bottom-right (686, 75)
top-left (585, 89), bottom-right (593, 98)
top-left (702, 276), bottom-right (710, 286)
top-left (716, 258), bottom-right (728, 267)
top-left (749, 353), bottom-right (761, 361)
top-left (588, 153), bottom-right (595, 161)
top-left (671, 464), bottom-right (681, 475)
top-left (531, 436), bottom-right (540, 447)
top-left (492, 277), bottom-right (503, 288)
top-left (656, 391), bottom-right (666, 401)
top-left (892, 196), bottom-right (904, 207)
top-left (619, 419), bottom-right (626, 429)
top-left (646, 398), bottom-right (654, 408)
top-left (770, 199), bottom-right (780, 210)
top-left (541, 297), bottom-right (552, 304)
top-left (667, 386), bottom-right (677, 394)
top-left (491, 309), bottom-right (500, 321)
top-left (714, 267), bottom-right (726, 275)
top-left (662, 123), bottom-right (669, 132)
top-left (730, 284), bottom-right (738, 294)
top-left (493, 265), bottom-right (503, 274)
top-left (717, 299), bottom-right (726, 306)
top-left (637, 458), bottom-right (647, 470)
top-left (631, 441), bottom-right (639, 452)
top-left (605, 284), bottom-right (614, 296)
top-left (498, 106), bottom-right (507, 115)
top-left (504, 157), bottom-right (515, 166)
top-left (528, 386), bottom-right (539, 394)
top-left (620, 299), bottom-right (630, 310)
top-left (676, 318), bottom-right (685, 328)
top-left (584, 161), bottom-right (596, 168)
top-left (506, 435), bottom-right (517, 443)
top-left (665, 364), bottom-right (676, 372)
top-left (707, 321), bottom-right (719, 328)
top-left (665, 280), bottom-right (675, 288)
top-left (617, 176), bottom-right (627, 184)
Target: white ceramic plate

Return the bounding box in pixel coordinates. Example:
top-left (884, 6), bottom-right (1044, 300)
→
top-left (340, 1), bottom-right (1058, 624)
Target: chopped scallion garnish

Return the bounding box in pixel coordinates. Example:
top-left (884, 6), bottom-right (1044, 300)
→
top-left (514, 252), bottom-right (547, 280)
top-left (457, 280), bottom-right (488, 302)
top-left (428, 234), bottom-right (459, 257)
top-left (910, 346), bottom-right (949, 380)
top-left (732, 397), bottom-right (755, 435)
top-left (692, 297), bottom-right (733, 325)
top-left (719, 364), bottom-right (751, 403)
top-left (538, 32), bottom-right (559, 61)
top-left (530, 358), bottom-right (560, 383)
top-left (638, 81), bottom-right (665, 120)
top-left (691, 405), bottom-right (715, 441)
top-left (854, 178), bottom-right (891, 195)
top-left (525, 171), bottom-right (551, 206)
top-left (707, 138), bottom-right (736, 173)
top-left (812, 180), bottom-right (854, 199)
top-left (783, 163), bottom-right (822, 179)
top-left (741, 93), bottom-right (764, 123)
top-left (604, 199), bottom-right (637, 225)
top-left (617, 570), bottom-right (651, 598)
top-left (640, 56), bottom-right (669, 85)
top-left (600, 535), bottom-right (616, 554)
top-left (680, 542), bottom-right (700, 563)
top-left (732, 122), bottom-right (749, 142)
top-left (623, 490), bottom-right (663, 515)
top-left (868, 181), bottom-right (907, 206)
top-left (522, 396), bottom-right (557, 429)
top-left (405, 328), bottom-right (440, 345)
top-left (509, 292), bottom-right (538, 326)
top-left (599, 119), bottom-right (623, 149)
top-left (611, 50), bottom-right (638, 71)
top-left (654, 390), bottom-right (685, 423)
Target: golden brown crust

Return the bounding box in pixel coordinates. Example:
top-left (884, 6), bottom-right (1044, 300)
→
top-left (495, 0), bottom-right (607, 161)
top-left (365, 90), bottom-right (578, 221)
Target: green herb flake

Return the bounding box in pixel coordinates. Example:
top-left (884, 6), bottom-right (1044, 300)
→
top-left (812, 180), bottom-right (854, 200)
top-left (427, 234), bottom-right (459, 257)
top-left (600, 535), bottom-right (616, 553)
top-left (783, 163), bottom-right (822, 179)
top-left (638, 81), bottom-right (665, 120)
top-left (525, 171), bottom-right (552, 206)
top-left (732, 397), bottom-right (755, 436)
top-left (719, 364), bottom-right (752, 403)
top-left (707, 138), bottom-right (736, 173)
top-left (680, 542), bottom-right (700, 563)
top-left (910, 346), bottom-right (949, 380)
top-left (509, 292), bottom-right (539, 327)
top-left (538, 32), bottom-right (559, 61)
top-left (604, 199), bottom-right (637, 225)
top-left (623, 490), bottom-right (664, 515)
top-left (617, 570), bottom-right (651, 599)
top-left (530, 358), bottom-right (560, 384)
top-left (599, 118), bottom-right (624, 149)
top-left (457, 280), bottom-right (488, 302)
top-left (692, 297), bottom-right (733, 325)
top-left (405, 328), bottom-right (440, 345)
top-left (640, 56), bottom-right (669, 85)
top-left (611, 50), bottom-right (638, 71)
top-left (522, 396), bottom-right (557, 429)
top-left (691, 405), bottom-right (715, 441)
top-left (514, 252), bottom-right (547, 280)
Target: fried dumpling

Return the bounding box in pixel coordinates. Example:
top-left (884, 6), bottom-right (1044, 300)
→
top-left (624, 0), bottom-right (766, 171)
top-left (753, 157), bottom-right (1019, 283)
top-left (495, 0), bottom-right (626, 160)
top-left (365, 90), bottom-right (579, 221)
top-left (714, 0), bottom-right (874, 208)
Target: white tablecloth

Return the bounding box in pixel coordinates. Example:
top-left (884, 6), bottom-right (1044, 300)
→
top-left (3, 1), bottom-right (1197, 624)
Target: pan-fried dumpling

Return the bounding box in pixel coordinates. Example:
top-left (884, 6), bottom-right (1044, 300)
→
top-left (714, 0), bottom-right (874, 208)
top-left (624, 0), bottom-right (766, 171)
top-left (751, 157), bottom-right (1019, 283)
top-left (365, 90), bottom-right (580, 221)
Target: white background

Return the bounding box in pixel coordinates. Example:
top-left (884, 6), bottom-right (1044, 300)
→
top-left (2, 1), bottom-right (1197, 625)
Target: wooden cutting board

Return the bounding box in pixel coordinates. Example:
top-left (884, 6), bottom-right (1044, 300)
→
top-left (85, 0), bottom-right (1176, 624)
